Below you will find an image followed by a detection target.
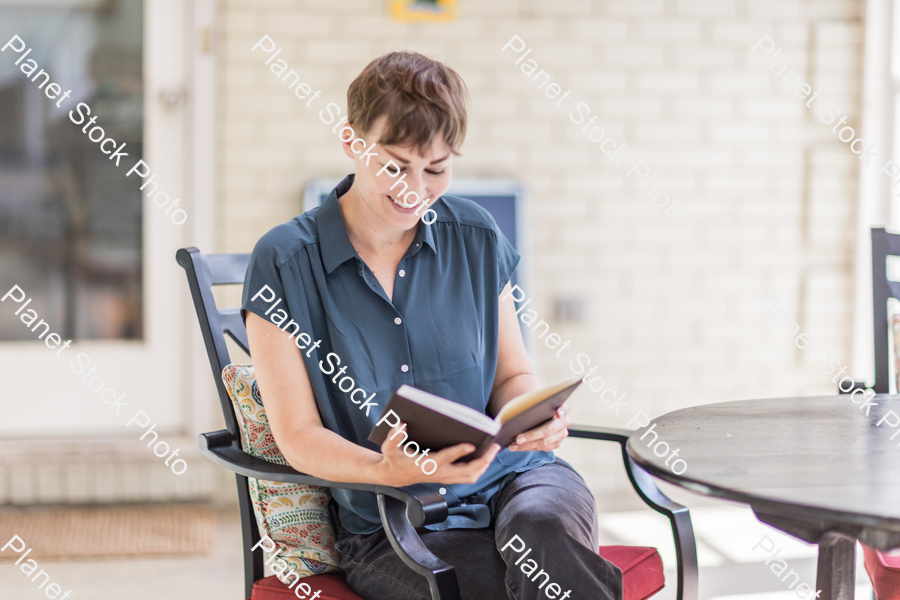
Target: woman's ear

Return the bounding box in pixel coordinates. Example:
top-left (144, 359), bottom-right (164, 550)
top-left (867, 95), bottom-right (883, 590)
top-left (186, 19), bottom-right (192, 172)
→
top-left (339, 122), bottom-right (369, 161)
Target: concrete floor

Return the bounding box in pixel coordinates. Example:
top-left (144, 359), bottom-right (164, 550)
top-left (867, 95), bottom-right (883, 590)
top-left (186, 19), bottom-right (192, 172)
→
top-left (0, 490), bottom-right (878, 600)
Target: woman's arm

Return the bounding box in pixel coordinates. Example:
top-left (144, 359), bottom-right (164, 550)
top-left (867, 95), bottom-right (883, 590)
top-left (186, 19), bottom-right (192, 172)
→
top-left (488, 283), bottom-right (572, 452)
top-left (488, 283), bottom-right (542, 412)
top-left (247, 312), bottom-right (499, 487)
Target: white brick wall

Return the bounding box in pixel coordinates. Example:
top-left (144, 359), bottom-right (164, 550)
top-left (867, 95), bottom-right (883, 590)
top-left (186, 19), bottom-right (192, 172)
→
top-left (0, 439), bottom-right (226, 505)
top-left (218, 0), bottom-right (863, 494)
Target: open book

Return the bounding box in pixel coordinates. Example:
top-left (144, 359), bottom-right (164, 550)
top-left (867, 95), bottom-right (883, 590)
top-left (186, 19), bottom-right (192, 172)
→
top-left (367, 379), bottom-right (582, 460)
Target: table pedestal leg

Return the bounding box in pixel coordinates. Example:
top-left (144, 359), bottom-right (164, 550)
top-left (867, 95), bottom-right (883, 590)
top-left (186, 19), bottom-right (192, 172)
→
top-left (816, 531), bottom-right (857, 600)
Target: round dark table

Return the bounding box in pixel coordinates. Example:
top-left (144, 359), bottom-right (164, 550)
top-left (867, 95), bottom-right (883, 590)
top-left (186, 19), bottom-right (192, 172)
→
top-left (626, 394), bottom-right (900, 600)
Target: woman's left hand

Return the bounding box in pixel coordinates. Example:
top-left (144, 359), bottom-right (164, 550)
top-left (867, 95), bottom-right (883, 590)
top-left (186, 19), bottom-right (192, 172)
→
top-left (508, 402), bottom-right (571, 452)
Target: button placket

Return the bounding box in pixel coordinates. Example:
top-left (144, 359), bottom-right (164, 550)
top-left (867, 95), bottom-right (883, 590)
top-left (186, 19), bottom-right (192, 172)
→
top-left (392, 259), bottom-right (413, 381)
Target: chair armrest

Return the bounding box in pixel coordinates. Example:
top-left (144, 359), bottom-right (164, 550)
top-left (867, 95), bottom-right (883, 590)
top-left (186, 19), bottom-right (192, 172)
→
top-left (570, 425), bottom-right (685, 513)
top-left (199, 430), bottom-right (448, 527)
top-left (378, 495), bottom-right (462, 600)
top-left (569, 425), bottom-right (630, 443)
top-left (569, 424), bottom-right (699, 600)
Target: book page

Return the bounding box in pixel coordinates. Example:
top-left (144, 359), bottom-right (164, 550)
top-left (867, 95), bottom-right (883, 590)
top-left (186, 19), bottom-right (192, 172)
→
top-left (495, 379), bottom-right (580, 424)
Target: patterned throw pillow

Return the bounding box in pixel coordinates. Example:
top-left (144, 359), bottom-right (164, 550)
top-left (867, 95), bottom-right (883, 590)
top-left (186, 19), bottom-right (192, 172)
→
top-left (222, 364), bottom-right (342, 582)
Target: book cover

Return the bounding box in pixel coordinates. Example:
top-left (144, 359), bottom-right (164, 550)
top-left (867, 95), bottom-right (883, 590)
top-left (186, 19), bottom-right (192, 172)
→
top-left (368, 379), bottom-right (581, 460)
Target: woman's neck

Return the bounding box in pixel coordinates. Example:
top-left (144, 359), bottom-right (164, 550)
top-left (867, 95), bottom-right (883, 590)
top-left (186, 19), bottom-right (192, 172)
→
top-left (339, 181), bottom-right (417, 259)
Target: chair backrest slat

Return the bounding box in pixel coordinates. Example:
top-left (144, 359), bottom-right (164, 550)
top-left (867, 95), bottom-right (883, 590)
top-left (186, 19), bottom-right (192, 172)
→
top-left (221, 308), bottom-right (250, 355)
top-left (176, 247), bottom-right (252, 438)
top-left (206, 253), bottom-right (255, 285)
top-left (870, 228), bottom-right (900, 393)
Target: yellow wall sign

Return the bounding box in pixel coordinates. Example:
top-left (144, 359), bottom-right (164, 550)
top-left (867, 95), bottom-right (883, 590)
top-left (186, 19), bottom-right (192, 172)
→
top-left (388, 0), bottom-right (457, 22)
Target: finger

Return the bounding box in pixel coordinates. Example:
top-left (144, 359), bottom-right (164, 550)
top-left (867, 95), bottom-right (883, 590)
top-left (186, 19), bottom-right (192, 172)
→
top-left (555, 402), bottom-right (571, 419)
top-left (513, 417), bottom-right (566, 447)
top-left (513, 429), bottom-right (569, 452)
top-left (380, 423), bottom-right (408, 455)
top-left (430, 442), bottom-right (477, 464)
top-left (448, 444), bottom-right (500, 481)
top-left (511, 422), bottom-right (569, 450)
top-left (441, 443), bottom-right (498, 474)
top-left (470, 443), bottom-right (500, 467)
top-left (544, 428), bottom-right (570, 447)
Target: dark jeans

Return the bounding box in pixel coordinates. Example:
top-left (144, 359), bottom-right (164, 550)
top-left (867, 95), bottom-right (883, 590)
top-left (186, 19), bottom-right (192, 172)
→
top-left (334, 459), bottom-right (623, 600)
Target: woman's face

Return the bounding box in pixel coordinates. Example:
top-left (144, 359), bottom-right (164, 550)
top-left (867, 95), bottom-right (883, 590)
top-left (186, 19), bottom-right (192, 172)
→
top-left (342, 115), bottom-right (453, 232)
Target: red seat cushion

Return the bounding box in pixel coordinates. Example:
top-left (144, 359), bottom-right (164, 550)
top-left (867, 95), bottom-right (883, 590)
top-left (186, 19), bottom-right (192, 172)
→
top-left (251, 546), bottom-right (665, 600)
top-left (599, 545), bottom-right (665, 600)
top-left (863, 544), bottom-right (900, 600)
top-left (250, 573), bottom-right (364, 600)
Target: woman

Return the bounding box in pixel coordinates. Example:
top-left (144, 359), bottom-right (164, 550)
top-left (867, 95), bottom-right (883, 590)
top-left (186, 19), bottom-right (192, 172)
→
top-left (242, 51), bottom-right (622, 600)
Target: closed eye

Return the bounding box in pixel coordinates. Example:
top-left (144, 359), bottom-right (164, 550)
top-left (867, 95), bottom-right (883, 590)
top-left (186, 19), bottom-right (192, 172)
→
top-left (391, 166), bottom-right (446, 176)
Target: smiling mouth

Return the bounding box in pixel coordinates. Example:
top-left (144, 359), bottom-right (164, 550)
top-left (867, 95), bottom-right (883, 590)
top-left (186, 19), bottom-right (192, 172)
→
top-left (388, 194), bottom-right (418, 209)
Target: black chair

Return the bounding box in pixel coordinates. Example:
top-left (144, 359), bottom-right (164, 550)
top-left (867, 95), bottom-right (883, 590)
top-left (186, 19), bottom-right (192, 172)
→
top-left (854, 229), bottom-right (900, 599)
top-left (838, 228), bottom-right (900, 396)
top-left (176, 246), bottom-right (699, 600)
top-left (870, 228), bottom-right (900, 394)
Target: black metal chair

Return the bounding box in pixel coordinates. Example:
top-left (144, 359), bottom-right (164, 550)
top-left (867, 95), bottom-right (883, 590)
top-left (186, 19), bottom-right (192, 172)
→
top-left (838, 227), bottom-right (900, 398)
top-left (856, 228), bottom-right (900, 599)
top-left (870, 228), bottom-right (900, 394)
top-left (176, 246), bottom-right (699, 600)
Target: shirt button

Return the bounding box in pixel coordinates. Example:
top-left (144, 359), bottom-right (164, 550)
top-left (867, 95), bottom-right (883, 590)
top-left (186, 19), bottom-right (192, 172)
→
top-left (460, 502), bottom-right (467, 507)
top-left (394, 317), bottom-right (402, 325)
top-left (401, 364), bottom-right (409, 373)
top-left (398, 269), bottom-right (406, 277)
top-left (439, 487), bottom-right (447, 495)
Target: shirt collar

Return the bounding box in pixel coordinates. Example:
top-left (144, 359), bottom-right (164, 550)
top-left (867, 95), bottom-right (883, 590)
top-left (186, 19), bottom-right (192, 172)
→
top-left (317, 174), bottom-right (438, 274)
top-left (317, 175), bottom-right (359, 274)
top-left (408, 208), bottom-right (437, 258)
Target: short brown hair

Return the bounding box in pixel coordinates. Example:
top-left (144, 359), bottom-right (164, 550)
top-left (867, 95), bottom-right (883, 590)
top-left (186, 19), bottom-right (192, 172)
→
top-left (347, 51), bottom-right (468, 155)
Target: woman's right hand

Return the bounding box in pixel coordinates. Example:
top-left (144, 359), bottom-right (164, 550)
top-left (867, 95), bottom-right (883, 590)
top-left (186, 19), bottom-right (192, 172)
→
top-left (376, 423), bottom-right (500, 487)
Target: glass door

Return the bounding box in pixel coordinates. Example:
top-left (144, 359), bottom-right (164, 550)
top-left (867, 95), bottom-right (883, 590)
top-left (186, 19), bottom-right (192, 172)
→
top-left (0, 0), bottom-right (190, 439)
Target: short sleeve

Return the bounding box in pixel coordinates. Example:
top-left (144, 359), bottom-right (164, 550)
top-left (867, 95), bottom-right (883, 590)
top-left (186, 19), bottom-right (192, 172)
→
top-left (241, 228), bottom-right (288, 323)
top-left (495, 221), bottom-right (521, 295)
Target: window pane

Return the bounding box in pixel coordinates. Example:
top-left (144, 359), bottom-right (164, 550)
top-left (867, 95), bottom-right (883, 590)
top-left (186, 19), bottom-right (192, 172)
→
top-left (0, 0), bottom-right (143, 341)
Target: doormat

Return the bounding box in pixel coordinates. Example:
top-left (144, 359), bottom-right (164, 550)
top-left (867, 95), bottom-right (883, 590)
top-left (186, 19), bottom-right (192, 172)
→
top-left (0, 503), bottom-right (216, 560)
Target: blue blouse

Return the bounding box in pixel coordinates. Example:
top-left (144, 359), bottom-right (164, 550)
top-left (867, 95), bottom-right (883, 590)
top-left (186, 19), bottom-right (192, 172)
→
top-left (242, 174), bottom-right (553, 534)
